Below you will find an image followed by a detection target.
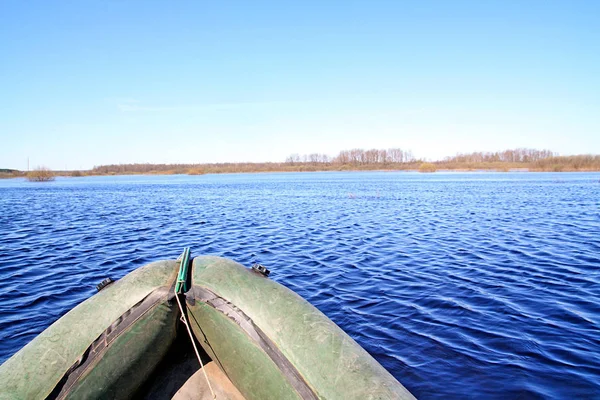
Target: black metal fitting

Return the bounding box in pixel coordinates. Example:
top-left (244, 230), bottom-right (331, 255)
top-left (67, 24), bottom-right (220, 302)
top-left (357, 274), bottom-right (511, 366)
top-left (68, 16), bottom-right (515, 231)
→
top-left (251, 264), bottom-right (270, 277)
top-left (96, 277), bottom-right (114, 291)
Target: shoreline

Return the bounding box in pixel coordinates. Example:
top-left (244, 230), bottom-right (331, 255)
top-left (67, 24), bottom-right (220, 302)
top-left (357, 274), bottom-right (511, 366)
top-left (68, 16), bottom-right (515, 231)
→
top-left (3, 166), bottom-right (600, 180)
top-left (5, 151), bottom-right (599, 178)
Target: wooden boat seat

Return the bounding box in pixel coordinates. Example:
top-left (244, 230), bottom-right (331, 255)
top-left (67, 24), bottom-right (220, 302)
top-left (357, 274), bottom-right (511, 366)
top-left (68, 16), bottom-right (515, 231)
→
top-left (136, 331), bottom-right (245, 400)
top-left (173, 361), bottom-right (245, 400)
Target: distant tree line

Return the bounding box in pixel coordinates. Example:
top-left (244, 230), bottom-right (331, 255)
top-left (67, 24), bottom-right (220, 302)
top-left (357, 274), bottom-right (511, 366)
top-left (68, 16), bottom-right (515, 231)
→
top-left (436, 149), bottom-right (600, 172)
top-left (92, 163), bottom-right (205, 174)
top-left (0, 168), bottom-right (23, 179)
top-left (443, 148), bottom-right (556, 163)
top-left (286, 148), bottom-right (415, 165)
top-left (89, 148), bottom-right (419, 175)
top-left (4, 148), bottom-right (597, 180)
top-left (531, 154), bottom-right (600, 172)
top-left (91, 162), bottom-right (310, 175)
top-left (86, 151), bottom-right (600, 176)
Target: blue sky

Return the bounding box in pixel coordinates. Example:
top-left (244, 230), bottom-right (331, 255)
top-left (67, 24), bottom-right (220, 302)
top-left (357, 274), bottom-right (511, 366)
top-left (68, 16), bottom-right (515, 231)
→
top-left (1, 1), bottom-right (598, 170)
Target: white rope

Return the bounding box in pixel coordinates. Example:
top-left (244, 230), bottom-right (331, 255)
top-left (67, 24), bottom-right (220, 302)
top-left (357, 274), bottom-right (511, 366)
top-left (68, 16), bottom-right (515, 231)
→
top-left (175, 288), bottom-right (217, 399)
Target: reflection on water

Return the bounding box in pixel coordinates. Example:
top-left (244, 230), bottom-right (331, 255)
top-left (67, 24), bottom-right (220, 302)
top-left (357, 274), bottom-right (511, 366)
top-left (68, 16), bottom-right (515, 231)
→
top-left (0, 172), bottom-right (599, 398)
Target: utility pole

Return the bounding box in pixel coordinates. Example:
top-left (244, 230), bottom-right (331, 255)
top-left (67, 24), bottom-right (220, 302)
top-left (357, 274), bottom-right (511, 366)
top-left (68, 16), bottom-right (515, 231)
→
top-left (27, 157), bottom-right (29, 172)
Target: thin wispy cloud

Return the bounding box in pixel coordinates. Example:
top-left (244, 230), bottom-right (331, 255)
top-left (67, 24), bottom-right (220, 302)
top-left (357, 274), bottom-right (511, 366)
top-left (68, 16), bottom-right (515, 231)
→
top-left (115, 100), bottom-right (278, 113)
top-left (113, 97), bottom-right (428, 116)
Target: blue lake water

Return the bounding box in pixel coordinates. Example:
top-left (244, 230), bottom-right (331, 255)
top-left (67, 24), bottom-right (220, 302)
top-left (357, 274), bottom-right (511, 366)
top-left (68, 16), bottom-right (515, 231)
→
top-left (0, 172), bottom-right (599, 398)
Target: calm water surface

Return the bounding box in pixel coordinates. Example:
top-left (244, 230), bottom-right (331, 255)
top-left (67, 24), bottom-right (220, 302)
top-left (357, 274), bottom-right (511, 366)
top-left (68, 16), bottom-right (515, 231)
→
top-left (0, 172), bottom-right (599, 399)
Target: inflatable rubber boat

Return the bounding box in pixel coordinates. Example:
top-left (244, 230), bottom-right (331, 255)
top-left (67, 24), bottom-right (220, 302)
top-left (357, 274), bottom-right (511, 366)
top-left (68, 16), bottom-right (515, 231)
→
top-left (0, 249), bottom-right (415, 399)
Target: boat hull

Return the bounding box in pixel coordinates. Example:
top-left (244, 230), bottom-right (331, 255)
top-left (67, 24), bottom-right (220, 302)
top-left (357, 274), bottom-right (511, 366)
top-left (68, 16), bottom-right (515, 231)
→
top-left (188, 256), bottom-right (414, 400)
top-left (0, 260), bottom-right (180, 400)
top-left (0, 256), bottom-right (415, 399)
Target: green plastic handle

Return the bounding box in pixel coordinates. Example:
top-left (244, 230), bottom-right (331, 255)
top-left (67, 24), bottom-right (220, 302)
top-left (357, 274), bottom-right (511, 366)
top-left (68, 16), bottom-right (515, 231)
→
top-left (175, 247), bottom-right (191, 293)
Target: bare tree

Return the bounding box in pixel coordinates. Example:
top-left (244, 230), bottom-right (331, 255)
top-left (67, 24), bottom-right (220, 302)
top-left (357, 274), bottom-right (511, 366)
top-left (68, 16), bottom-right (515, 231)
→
top-left (27, 166), bottom-right (55, 182)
